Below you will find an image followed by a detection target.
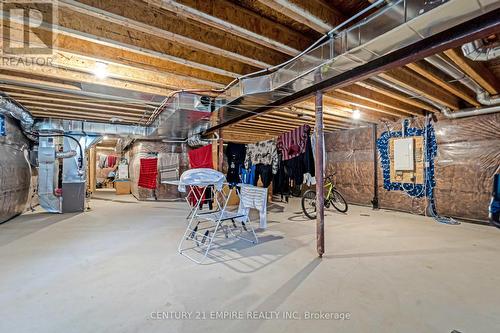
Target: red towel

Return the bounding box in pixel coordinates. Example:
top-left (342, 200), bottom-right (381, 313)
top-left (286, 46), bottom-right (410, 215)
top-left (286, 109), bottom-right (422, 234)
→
top-left (138, 158), bottom-right (158, 189)
top-left (187, 145), bottom-right (213, 206)
top-left (107, 155), bottom-right (117, 168)
top-left (188, 145), bottom-right (213, 169)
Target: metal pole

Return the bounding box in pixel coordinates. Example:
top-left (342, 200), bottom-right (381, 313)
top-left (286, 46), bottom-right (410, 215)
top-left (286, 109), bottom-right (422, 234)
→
top-left (372, 123), bottom-right (379, 209)
top-left (315, 90), bottom-right (325, 258)
top-left (218, 129), bottom-right (223, 172)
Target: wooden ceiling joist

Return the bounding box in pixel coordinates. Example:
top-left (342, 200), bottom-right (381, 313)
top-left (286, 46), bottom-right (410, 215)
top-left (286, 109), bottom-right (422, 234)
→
top-left (3, 91), bottom-right (156, 112)
top-left (16, 100), bottom-right (151, 119)
top-left (59, 0), bottom-right (278, 69)
top-left (379, 68), bottom-right (461, 110)
top-left (0, 63), bottom-right (171, 97)
top-left (3, 11), bottom-right (241, 79)
top-left (29, 108), bottom-right (141, 123)
top-left (406, 61), bottom-right (479, 107)
top-left (355, 80), bottom-right (437, 113)
top-left (256, 0), bottom-right (342, 34)
top-left (324, 93), bottom-right (412, 118)
top-left (335, 84), bottom-right (426, 116)
top-left (144, 0), bottom-right (310, 55)
top-left (444, 48), bottom-right (500, 95)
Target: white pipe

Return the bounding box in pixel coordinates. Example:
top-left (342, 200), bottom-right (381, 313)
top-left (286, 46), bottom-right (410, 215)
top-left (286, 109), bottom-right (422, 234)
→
top-left (56, 150), bottom-right (77, 159)
top-left (424, 55), bottom-right (500, 106)
top-left (374, 76), bottom-right (500, 119)
top-left (477, 91), bottom-right (500, 106)
top-left (440, 104), bottom-right (500, 119)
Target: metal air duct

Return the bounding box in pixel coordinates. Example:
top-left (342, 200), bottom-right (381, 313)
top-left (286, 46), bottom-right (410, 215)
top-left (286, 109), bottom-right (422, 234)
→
top-left (462, 39), bottom-right (500, 61)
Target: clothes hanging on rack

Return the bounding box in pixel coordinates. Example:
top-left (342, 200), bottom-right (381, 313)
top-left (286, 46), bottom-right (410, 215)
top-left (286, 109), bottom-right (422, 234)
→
top-left (237, 184), bottom-right (268, 229)
top-left (277, 124), bottom-right (310, 161)
top-left (245, 139), bottom-right (278, 174)
top-left (240, 164), bottom-right (256, 185)
top-left (159, 152), bottom-right (180, 183)
top-left (107, 155), bottom-right (118, 168)
top-left (273, 151), bottom-right (290, 200)
top-left (225, 143), bottom-right (246, 184)
top-left (188, 144), bottom-right (213, 169)
top-left (98, 154), bottom-right (107, 168)
top-left (138, 158), bottom-right (158, 189)
top-left (253, 163), bottom-right (273, 187)
top-left (188, 145), bottom-right (214, 209)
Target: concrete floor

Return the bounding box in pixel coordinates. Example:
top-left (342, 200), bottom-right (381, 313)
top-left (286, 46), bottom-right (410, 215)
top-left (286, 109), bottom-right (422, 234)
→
top-left (1, 195), bottom-right (500, 333)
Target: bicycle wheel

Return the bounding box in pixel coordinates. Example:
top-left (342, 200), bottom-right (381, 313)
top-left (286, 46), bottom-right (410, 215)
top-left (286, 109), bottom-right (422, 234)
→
top-left (301, 190), bottom-right (317, 220)
top-left (330, 189), bottom-right (348, 213)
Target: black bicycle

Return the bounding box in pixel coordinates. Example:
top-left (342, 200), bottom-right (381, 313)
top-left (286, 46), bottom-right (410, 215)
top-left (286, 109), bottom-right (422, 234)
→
top-left (301, 173), bottom-right (348, 219)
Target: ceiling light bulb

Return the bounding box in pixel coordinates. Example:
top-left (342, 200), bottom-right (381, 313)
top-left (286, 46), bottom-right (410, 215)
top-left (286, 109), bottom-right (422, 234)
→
top-left (352, 109), bottom-right (361, 119)
top-left (93, 62), bottom-right (108, 79)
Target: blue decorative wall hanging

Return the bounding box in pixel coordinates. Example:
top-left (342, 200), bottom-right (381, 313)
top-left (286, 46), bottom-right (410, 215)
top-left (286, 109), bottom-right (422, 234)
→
top-left (376, 119), bottom-right (437, 198)
top-left (0, 114), bottom-right (5, 137)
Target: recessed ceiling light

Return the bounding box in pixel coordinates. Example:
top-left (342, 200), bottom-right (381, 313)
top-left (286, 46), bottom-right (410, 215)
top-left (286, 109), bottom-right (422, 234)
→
top-left (352, 109), bottom-right (361, 119)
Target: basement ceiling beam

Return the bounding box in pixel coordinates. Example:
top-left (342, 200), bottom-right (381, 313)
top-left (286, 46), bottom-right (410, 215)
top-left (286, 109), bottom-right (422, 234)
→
top-left (325, 91), bottom-right (418, 117)
top-left (15, 100), bottom-right (151, 118)
top-left (355, 80), bottom-right (437, 113)
top-left (1, 87), bottom-right (158, 110)
top-left (444, 48), bottom-right (500, 95)
top-left (28, 108), bottom-right (142, 123)
top-left (256, 0), bottom-right (342, 34)
top-left (0, 81), bottom-right (163, 107)
top-left (379, 68), bottom-right (461, 110)
top-left (0, 61), bottom-right (173, 96)
top-left (6, 92), bottom-right (155, 113)
top-left (144, 0), bottom-right (309, 56)
top-left (335, 84), bottom-right (426, 116)
top-left (59, 0), bottom-right (273, 69)
top-left (2, 11), bottom-right (241, 78)
top-left (406, 61), bottom-right (480, 107)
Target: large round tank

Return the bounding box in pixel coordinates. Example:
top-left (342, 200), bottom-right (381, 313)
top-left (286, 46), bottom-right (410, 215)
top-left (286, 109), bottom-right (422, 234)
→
top-left (0, 115), bottom-right (31, 223)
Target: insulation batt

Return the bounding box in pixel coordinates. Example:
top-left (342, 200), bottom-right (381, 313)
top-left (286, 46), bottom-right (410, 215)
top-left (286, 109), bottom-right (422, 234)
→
top-left (324, 113), bottom-right (500, 221)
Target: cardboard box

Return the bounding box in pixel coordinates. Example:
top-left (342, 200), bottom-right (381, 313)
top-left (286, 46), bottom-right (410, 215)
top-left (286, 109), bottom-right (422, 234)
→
top-left (115, 180), bottom-right (131, 195)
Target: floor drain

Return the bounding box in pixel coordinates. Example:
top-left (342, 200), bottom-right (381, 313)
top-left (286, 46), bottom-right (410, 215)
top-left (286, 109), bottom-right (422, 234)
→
top-left (360, 214), bottom-right (370, 217)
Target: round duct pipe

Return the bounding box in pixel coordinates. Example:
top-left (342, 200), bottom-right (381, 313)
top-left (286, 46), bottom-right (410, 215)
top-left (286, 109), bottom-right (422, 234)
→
top-left (0, 116), bottom-right (32, 223)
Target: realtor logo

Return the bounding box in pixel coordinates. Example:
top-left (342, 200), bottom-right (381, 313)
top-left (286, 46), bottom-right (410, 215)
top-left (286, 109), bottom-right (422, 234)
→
top-left (1, 0), bottom-right (56, 55)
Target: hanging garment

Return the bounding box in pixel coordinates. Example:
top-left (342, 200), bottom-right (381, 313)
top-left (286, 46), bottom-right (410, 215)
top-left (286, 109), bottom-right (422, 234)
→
top-left (277, 124), bottom-right (310, 161)
top-left (245, 139), bottom-right (278, 174)
top-left (253, 164), bottom-right (273, 188)
top-left (188, 144), bottom-right (213, 169)
top-left (138, 158), bottom-right (158, 189)
top-left (273, 151), bottom-right (290, 199)
top-left (188, 145), bottom-right (214, 208)
top-left (159, 152), bottom-right (180, 183)
top-left (107, 155), bottom-right (118, 168)
top-left (311, 129), bottom-right (326, 170)
top-left (303, 133), bottom-right (316, 185)
top-left (225, 143), bottom-right (246, 184)
top-left (237, 184), bottom-right (268, 229)
top-left (98, 154), bottom-right (107, 168)
top-left (240, 165), bottom-right (256, 185)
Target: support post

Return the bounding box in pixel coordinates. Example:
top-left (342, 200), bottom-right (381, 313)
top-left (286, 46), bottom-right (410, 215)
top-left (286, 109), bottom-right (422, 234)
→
top-left (315, 90), bottom-right (325, 258)
top-left (371, 123), bottom-right (379, 209)
top-left (218, 129), bottom-right (223, 172)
